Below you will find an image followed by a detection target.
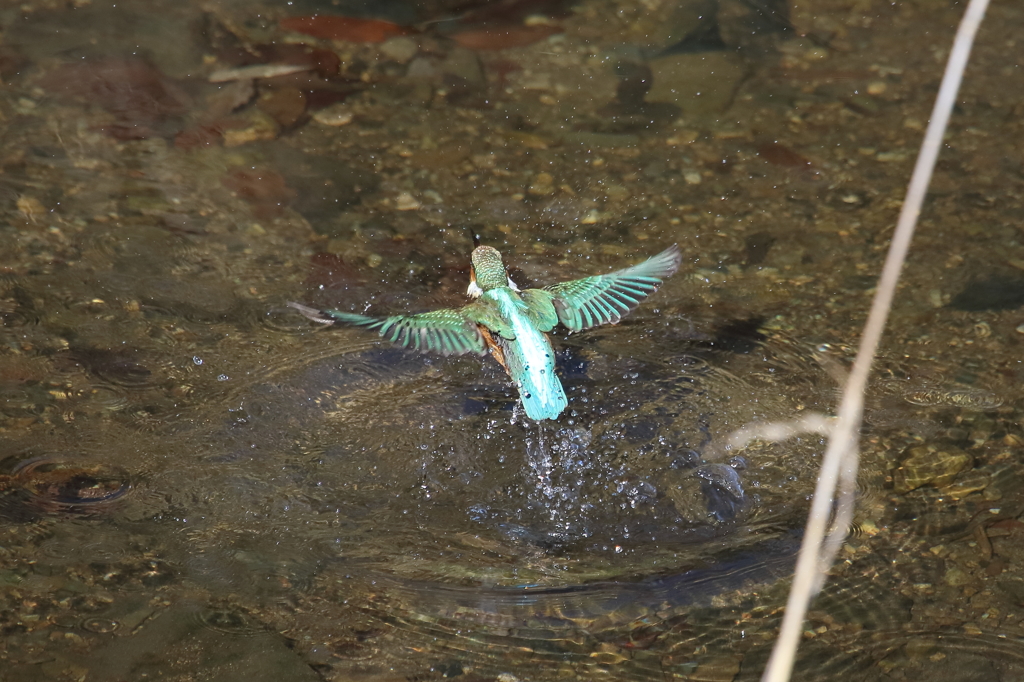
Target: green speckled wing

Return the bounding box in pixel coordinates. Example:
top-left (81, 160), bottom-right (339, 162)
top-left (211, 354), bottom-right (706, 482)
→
top-left (544, 244), bottom-right (681, 332)
top-left (288, 301), bottom-right (489, 355)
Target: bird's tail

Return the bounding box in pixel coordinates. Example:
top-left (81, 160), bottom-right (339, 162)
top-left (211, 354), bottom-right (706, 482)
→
top-left (500, 337), bottom-right (567, 421)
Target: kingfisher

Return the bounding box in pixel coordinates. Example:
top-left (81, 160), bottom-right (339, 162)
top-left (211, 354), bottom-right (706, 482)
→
top-left (289, 244), bottom-right (681, 420)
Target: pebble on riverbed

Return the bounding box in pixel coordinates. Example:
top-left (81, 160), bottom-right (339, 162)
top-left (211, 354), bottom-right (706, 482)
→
top-left (892, 444), bottom-right (973, 494)
top-left (645, 52), bottom-right (747, 117)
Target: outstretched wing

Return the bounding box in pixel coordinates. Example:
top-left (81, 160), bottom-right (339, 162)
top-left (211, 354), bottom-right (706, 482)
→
top-left (288, 301), bottom-right (488, 356)
top-left (543, 244), bottom-right (681, 332)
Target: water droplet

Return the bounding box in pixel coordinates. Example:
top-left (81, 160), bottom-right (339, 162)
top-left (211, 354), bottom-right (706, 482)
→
top-left (81, 617), bottom-right (120, 634)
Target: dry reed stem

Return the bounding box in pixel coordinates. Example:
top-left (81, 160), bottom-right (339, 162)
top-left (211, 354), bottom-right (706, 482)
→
top-left (759, 1), bottom-right (993, 680)
top-left (724, 413), bottom-right (834, 451)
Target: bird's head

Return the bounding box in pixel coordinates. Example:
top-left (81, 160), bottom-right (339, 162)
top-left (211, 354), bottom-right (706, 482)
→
top-left (468, 245), bottom-right (510, 296)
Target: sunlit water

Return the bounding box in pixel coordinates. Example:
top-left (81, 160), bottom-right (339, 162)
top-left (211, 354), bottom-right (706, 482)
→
top-left (2, 1), bottom-right (1024, 681)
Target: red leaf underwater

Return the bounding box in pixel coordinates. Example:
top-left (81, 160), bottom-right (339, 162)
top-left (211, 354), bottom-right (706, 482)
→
top-left (280, 15), bottom-right (412, 43)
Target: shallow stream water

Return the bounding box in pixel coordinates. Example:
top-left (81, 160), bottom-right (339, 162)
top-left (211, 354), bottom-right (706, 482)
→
top-left (2, 1), bottom-right (1024, 681)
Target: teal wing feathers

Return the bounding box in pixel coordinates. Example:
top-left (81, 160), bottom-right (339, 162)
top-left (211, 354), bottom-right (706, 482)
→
top-left (542, 244), bottom-right (681, 332)
top-left (288, 301), bottom-right (488, 356)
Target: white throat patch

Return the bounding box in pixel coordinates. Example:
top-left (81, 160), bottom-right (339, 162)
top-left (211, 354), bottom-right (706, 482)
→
top-left (467, 277), bottom-right (519, 298)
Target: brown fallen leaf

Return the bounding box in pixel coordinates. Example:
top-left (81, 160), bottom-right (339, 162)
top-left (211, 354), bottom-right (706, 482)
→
top-left (280, 15), bottom-right (412, 43)
top-left (757, 141), bottom-right (813, 168)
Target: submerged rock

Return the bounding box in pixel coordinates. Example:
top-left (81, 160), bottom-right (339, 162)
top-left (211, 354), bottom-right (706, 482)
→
top-left (893, 444), bottom-right (973, 494)
top-left (645, 52), bottom-right (747, 117)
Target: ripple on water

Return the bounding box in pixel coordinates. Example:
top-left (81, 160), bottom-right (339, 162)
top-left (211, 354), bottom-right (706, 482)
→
top-left (38, 527), bottom-right (137, 563)
top-left (179, 543), bottom-right (318, 599)
top-left (0, 454), bottom-right (134, 520)
top-left (139, 319), bottom-right (850, 676)
top-left (191, 607), bottom-right (268, 637)
top-left (347, 536), bottom-right (799, 673)
top-left (796, 630), bottom-right (1024, 680)
top-left (165, 328), bottom-right (827, 583)
top-left (72, 383), bottom-right (131, 414)
top-left (80, 617), bottom-right (121, 634)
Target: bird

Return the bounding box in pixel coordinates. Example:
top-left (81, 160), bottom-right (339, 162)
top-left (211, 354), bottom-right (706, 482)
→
top-left (289, 244), bottom-right (681, 421)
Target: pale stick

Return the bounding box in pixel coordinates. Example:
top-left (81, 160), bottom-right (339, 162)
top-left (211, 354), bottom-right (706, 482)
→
top-left (760, 0), bottom-right (993, 679)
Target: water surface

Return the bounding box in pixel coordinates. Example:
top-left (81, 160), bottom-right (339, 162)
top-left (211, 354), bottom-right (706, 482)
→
top-left (2, 1), bottom-right (1024, 680)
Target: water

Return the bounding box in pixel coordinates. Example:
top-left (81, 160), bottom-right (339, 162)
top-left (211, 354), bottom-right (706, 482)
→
top-left (2, 1), bottom-right (1024, 681)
